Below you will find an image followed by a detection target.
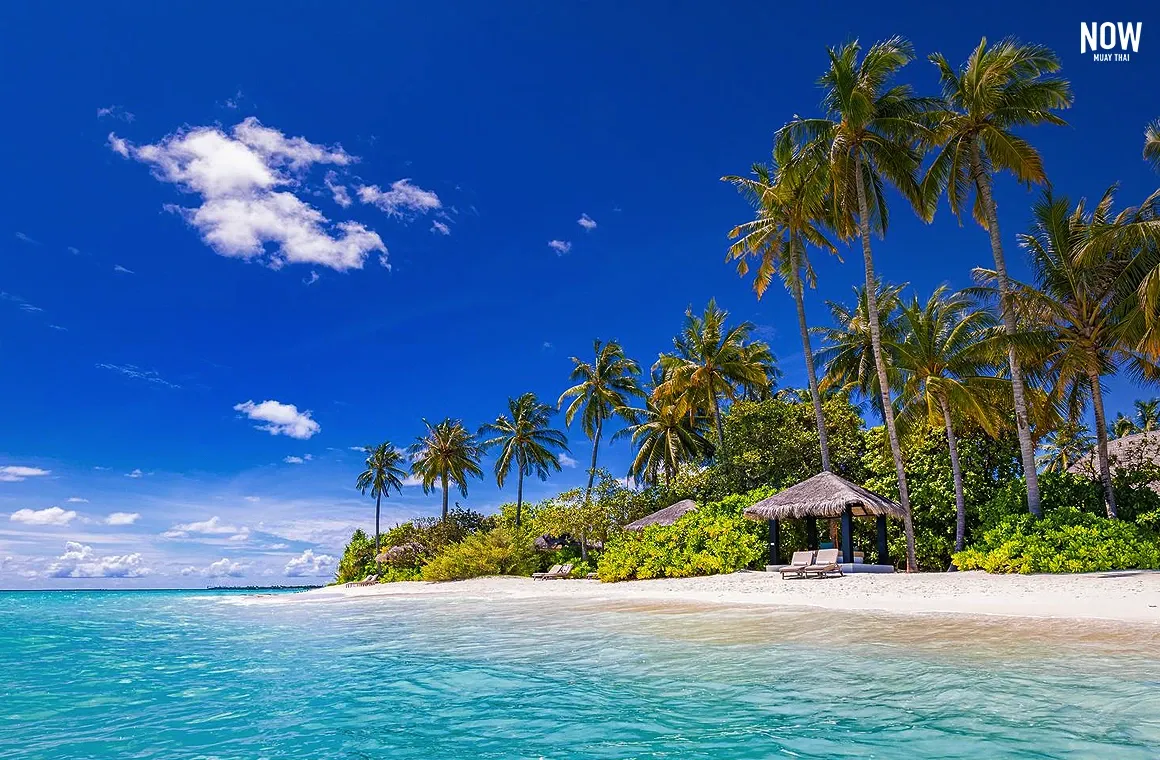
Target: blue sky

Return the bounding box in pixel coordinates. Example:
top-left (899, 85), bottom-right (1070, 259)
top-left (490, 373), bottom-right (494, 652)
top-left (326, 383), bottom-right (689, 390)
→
top-left (1, 1), bottom-right (1156, 587)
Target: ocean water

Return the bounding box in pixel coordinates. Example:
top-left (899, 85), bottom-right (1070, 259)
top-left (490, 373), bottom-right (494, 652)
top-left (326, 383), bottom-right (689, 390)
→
top-left (2, 590), bottom-right (1160, 759)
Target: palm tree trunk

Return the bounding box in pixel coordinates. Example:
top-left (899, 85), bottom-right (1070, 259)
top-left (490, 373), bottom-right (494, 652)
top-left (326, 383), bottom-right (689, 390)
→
top-left (374, 492), bottom-right (382, 556)
top-left (854, 158), bottom-right (918, 572)
top-left (939, 395), bottom-right (968, 555)
top-left (970, 140), bottom-right (1043, 518)
top-left (710, 388), bottom-right (726, 456)
top-left (516, 467), bottom-right (524, 528)
top-left (791, 236), bottom-right (831, 472)
top-left (585, 419), bottom-right (602, 500)
top-left (1086, 365), bottom-right (1119, 518)
top-left (441, 472), bottom-right (449, 521)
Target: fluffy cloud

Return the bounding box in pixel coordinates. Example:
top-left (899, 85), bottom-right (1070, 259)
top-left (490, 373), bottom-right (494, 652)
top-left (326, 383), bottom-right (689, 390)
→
top-left (43, 542), bottom-right (148, 578)
top-left (430, 220), bottom-right (450, 236)
top-left (66, 497), bottom-right (89, 503)
top-left (244, 496), bottom-right (261, 503)
top-left (110, 118), bottom-right (385, 271)
top-left (163, 516), bottom-right (249, 540)
top-left (0, 466), bottom-right (51, 482)
top-left (577, 213), bottom-right (597, 231)
top-left (324, 171), bottom-right (352, 208)
top-left (548, 240), bottom-right (571, 255)
top-left (125, 469), bottom-right (144, 479)
top-left (97, 105), bottom-right (134, 122)
top-left (559, 453), bottom-right (577, 468)
top-left (234, 399), bottom-right (320, 439)
top-left (206, 558), bottom-right (247, 577)
top-left (105, 512), bottom-right (140, 526)
top-left (284, 549), bottom-right (336, 577)
top-left (10, 506), bottom-right (77, 526)
top-left (356, 179), bottom-right (441, 217)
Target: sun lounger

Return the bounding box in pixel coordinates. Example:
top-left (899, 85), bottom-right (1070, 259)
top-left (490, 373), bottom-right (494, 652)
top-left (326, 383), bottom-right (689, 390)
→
top-left (802, 549), bottom-right (843, 578)
top-left (344, 574), bottom-right (378, 587)
top-left (537, 563), bottom-right (574, 580)
top-left (777, 551), bottom-right (815, 578)
top-left (532, 564), bottom-right (563, 580)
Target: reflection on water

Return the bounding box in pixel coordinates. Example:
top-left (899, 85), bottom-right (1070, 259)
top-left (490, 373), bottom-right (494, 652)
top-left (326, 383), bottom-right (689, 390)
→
top-left (2, 589), bottom-right (1159, 759)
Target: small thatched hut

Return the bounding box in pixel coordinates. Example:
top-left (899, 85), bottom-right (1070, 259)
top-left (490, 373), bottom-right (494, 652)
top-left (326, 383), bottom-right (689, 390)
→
top-left (624, 499), bottom-right (697, 531)
top-left (1068, 431), bottom-right (1160, 492)
top-left (376, 541), bottom-right (427, 567)
top-left (744, 471), bottom-right (904, 568)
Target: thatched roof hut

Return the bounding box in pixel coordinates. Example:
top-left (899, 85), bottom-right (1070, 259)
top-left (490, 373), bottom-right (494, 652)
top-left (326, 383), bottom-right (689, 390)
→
top-left (744, 472), bottom-right (906, 521)
top-left (376, 541), bottom-right (427, 566)
top-left (624, 499), bottom-right (697, 531)
top-left (1068, 431), bottom-right (1160, 492)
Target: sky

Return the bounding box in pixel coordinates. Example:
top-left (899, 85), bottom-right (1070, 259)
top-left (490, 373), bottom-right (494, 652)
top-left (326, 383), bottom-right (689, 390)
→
top-left (1, 1), bottom-right (1156, 588)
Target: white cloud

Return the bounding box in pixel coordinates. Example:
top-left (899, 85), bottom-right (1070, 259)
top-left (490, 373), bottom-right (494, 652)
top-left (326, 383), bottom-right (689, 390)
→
top-left (244, 496), bottom-right (261, 503)
top-left (303, 270), bottom-right (319, 286)
top-left (96, 363), bottom-right (179, 389)
top-left (234, 399), bottom-right (320, 439)
top-left (42, 542), bottom-right (148, 578)
top-left (401, 473), bottom-right (426, 487)
top-left (284, 549), bottom-right (335, 577)
top-left (50, 324), bottom-right (68, 331)
top-left (105, 512), bottom-right (140, 526)
top-left (324, 171), bottom-right (352, 208)
top-left (163, 516), bottom-right (249, 539)
top-left (97, 105), bottom-right (134, 122)
top-left (113, 264), bottom-right (135, 274)
top-left (10, 507), bottom-right (77, 526)
top-left (125, 469), bottom-right (144, 479)
top-left (577, 213), bottom-right (597, 231)
top-left (0, 466), bottom-right (51, 483)
top-left (205, 558), bottom-right (247, 577)
top-left (66, 497), bottom-right (89, 503)
top-left (548, 240), bottom-right (571, 255)
top-left (357, 179), bottom-right (441, 217)
top-left (559, 453), bottom-right (577, 468)
top-left (111, 119), bottom-right (385, 271)
top-left (283, 456), bottom-right (305, 464)
top-left (430, 220), bottom-right (450, 236)
top-left (15, 232), bottom-right (40, 245)
top-left (67, 246), bottom-right (81, 254)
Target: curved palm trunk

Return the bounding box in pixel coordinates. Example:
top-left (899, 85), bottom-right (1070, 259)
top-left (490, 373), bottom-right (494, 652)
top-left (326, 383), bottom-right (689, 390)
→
top-left (791, 237), bottom-right (832, 472)
top-left (374, 492), bottom-right (382, 556)
top-left (854, 159), bottom-right (918, 572)
top-left (971, 141), bottom-right (1043, 518)
top-left (441, 472), bottom-right (449, 521)
top-left (939, 395), bottom-right (968, 555)
top-left (1086, 366), bottom-right (1119, 518)
top-left (515, 467), bottom-right (524, 528)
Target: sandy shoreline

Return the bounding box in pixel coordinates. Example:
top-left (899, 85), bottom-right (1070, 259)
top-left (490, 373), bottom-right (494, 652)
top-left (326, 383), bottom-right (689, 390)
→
top-left (291, 570), bottom-right (1160, 624)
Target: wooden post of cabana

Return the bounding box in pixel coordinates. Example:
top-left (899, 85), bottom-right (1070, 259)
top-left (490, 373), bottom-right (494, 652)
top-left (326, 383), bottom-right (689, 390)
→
top-left (743, 472), bottom-right (905, 573)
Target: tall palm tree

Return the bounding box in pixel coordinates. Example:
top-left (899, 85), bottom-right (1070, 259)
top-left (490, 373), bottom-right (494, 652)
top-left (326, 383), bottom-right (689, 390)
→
top-left (614, 396), bottom-right (711, 487)
top-left (1112, 412), bottom-right (1139, 439)
top-left (355, 442), bottom-right (407, 557)
top-left (558, 339), bottom-right (644, 499)
top-left (891, 287), bottom-right (1008, 552)
top-left (1037, 420), bottom-right (1095, 473)
top-left (409, 418), bottom-right (484, 520)
top-left (922, 38), bottom-right (1073, 518)
top-left (993, 189), bottom-right (1158, 518)
top-left (815, 282), bottom-right (906, 414)
top-left (654, 299), bottom-right (776, 454)
top-left (1145, 119), bottom-right (1160, 172)
top-left (1134, 398), bottom-right (1160, 431)
top-left (480, 392), bottom-right (569, 528)
top-left (784, 37), bottom-right (933, 571)
top-left (723, 133), bottom-right (839, 470)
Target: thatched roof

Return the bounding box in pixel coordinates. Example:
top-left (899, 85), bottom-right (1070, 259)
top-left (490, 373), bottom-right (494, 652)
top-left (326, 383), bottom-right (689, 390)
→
top-left (533, 534), bottom-right (568, 552)
top-left (624, 499), bottom-right (698, 530)
top-left (1068, 431), bottom-right (1160, 492)
top-left (376, 541), bottom-right (427, 565)
top-left (744, 472), bottom-right (906, 520)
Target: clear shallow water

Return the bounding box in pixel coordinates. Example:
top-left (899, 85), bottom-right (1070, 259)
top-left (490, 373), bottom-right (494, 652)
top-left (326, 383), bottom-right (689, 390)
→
top-left (2, 590), bottom-right (1160, 759)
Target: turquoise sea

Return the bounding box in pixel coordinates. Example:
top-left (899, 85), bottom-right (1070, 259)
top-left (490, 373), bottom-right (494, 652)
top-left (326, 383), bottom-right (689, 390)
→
top-left (3, 589), bottom-right (1160, 759)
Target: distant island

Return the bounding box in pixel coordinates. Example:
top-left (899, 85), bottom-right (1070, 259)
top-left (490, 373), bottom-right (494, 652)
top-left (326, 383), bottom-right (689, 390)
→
top-left (206, 584), bottom-right (323, 591)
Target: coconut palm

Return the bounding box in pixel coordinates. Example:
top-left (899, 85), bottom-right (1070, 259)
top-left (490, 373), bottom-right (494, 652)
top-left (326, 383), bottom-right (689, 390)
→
top-left (1037, 420), bottom-right (1095, 473)
top-left (723, 133), bottom-right (840, 470)
top-left (614, 396), bottom-right (711, 487)
top-left (558, 339), bottom-right (644, 499)
top-left (990, 189), bottom-right (1159, 518)
top-left (891, 287), bottom-right (1008, 552)
top-left (922, 38), bottom-right (1073, 518)
top-left (783, 37), bottom-right (934, 571)
top-left (409, 418), bottom-right (484, 520)
top-left (355, 442), bottom-right (407, 557)
top-left (1135, 398), bottom-right (1160, 431)
top-left (1145, 119), bottom-right (1160, 172)
top-left (654, 299), bottom-right (776, 455)
top-left (480, 392), bottom-right (569, 528)
top-left (1112, 412), bottom-right (1139, 439)
top-left (815, 282), bottom-right (906, 413)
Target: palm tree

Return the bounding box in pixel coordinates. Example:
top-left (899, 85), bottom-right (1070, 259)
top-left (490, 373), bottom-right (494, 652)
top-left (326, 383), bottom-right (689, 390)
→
top-left (891, 287), bottom-right (1008, 552)
top-left (1145, 119), bottom-right (1160, 172)
top-left (784, 37), bottom-right (933, 572)
top-left (922, 38), bottom-right (1073, 518)
top-left (723, 133), bottom-right (839, 471)
top-left (654, 299), bottom-right (776, 454)
top-left (409, 418), bottom-right (484, 520)
top-left (994, 189), bottom-right (1158, 518)
top-left (815, 282), bottom-right (906, 414)
top-left (480, 392), bottom-right (569, 528)
top-left (1037, 420), bottom-right (1095, 473)
top-left (615, 396), bottom-right (711, 487)
top-left (1112, 412), bottom-right (1139, 439)
top-left (1135, 398), bottom-right (1160, 431)
top-left (355, 442), bottom-right (407, 557)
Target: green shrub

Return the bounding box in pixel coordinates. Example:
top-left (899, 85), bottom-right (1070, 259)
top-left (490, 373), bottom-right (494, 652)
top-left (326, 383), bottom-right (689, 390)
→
top-left (952, 508), bottom-right (1160, 574)
top-left (334, 529), bottom-right (376, 584)
top-left (597, 493), bottom-right (766, 582)
top-left (420, 527), bottom-right (539, 582)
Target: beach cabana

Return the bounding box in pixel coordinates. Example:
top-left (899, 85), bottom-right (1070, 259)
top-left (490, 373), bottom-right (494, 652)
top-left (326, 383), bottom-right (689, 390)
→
top-left (624, 499), bottom-right (697, 531)
top-left (744, 472), bottom-right (903, 573)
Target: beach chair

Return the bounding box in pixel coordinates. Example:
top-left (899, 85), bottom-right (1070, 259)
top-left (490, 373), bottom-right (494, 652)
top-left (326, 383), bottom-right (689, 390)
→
top-left (344, 574), bottom-right (378, 587)
top-left (777, 551), bottom-right (815, 578)
top-left (802, 549), bottom-right (843, 578)
top-left (532, 564), bottom-right (563, 580)
top-left (538, 563), bottom-right (574, 580)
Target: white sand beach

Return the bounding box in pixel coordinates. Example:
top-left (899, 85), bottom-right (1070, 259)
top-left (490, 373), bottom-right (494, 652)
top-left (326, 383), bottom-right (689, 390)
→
top-left (295, 570), bottom-right (1160, 624)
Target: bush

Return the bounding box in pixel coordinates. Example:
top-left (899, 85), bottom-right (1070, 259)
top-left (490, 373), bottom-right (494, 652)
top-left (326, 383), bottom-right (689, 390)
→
top-left (980, 470), bottom-right (1160, 528)
top-left (334, 529), bottom-right (376, 584)
top-left (596, 492), bottom-right (767, 582)
top-left (952, 508), bottom-right (1160, 574)
top-left (420, 527), bottom-right (539, 582)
